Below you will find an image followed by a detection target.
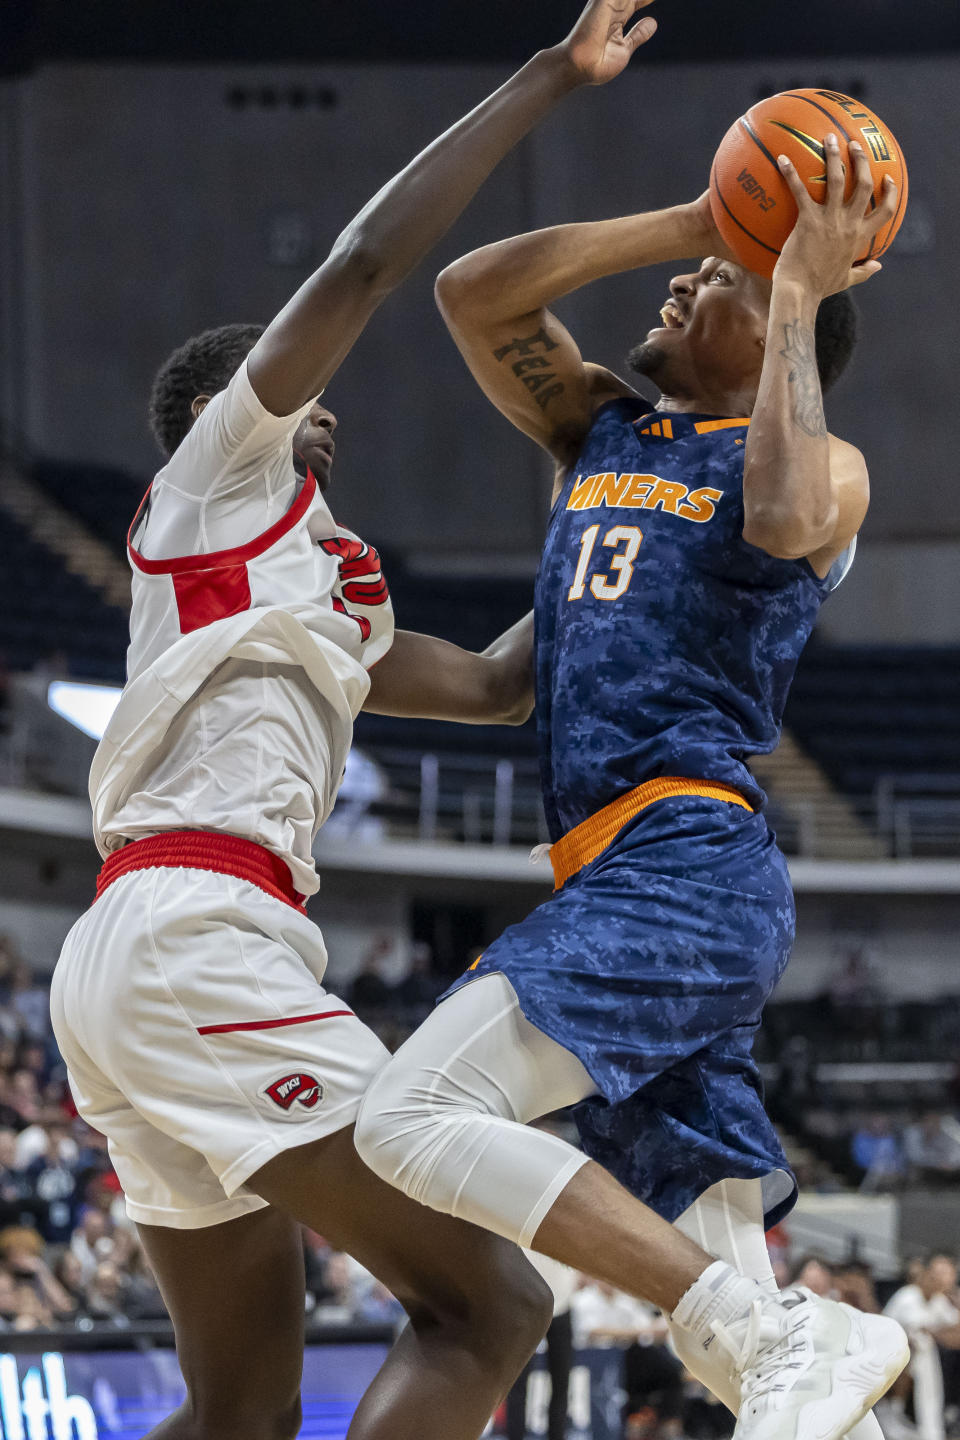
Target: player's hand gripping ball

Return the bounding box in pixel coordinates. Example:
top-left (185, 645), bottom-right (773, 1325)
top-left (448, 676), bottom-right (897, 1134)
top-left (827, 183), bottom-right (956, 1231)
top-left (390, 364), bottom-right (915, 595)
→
top-left (709, 89), bottom-right (908, 278)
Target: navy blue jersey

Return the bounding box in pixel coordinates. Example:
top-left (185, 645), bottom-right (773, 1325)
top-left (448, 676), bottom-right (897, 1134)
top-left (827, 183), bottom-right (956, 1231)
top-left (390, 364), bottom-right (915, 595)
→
top-left (535, 398), bottom-right (848, 840)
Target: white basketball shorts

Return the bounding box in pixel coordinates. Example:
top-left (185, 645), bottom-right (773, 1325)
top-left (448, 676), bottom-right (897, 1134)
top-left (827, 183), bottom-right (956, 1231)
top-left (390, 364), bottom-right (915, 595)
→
top-left (50, 865), bottom-right (389, 1229)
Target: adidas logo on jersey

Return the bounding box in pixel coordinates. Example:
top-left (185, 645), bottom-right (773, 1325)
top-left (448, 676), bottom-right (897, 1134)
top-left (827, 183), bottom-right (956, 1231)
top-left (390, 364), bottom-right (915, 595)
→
top-left (261, 1073), bottom-right (324, 1112)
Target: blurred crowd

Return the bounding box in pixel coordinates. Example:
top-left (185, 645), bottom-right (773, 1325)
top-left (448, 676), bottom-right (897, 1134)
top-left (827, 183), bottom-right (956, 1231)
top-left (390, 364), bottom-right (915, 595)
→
top-left (0, 930), bottom-right (171, 1329)
top-left (4, 922), bottom-right (960, 1440)
top-left (498, 1250), bottom-right (960, 1440)
top-left (851, 1114), bottom-right (960, 1192)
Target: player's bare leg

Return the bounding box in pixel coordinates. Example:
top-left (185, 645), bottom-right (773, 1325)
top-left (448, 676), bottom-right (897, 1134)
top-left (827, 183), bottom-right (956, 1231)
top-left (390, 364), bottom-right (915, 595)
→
top-left (249, 1126), bottom-right (553, 1440)
top-left (137, 1207), bottom-right (306, 1440)
top-left (356, 974), bottom-right (910, 1440)
top-left (137, 1128), bottom-right (552, 1440)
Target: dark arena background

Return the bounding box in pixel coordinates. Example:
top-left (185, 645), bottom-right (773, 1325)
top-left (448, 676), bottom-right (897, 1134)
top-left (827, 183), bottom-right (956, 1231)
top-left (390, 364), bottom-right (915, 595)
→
top-left (1, 3), bottom-right (960, 1437)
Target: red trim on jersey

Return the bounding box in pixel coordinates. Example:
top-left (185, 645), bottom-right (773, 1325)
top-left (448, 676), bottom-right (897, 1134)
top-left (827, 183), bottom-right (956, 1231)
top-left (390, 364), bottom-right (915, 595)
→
top-left (172, 562), bottom-right (252, 634)
top-left (196, 1009), bottom-right (353, 1036)
top-left (127, 467), bottom-right (318, 574)
top-left (95, 830), bottom-right (307, 911)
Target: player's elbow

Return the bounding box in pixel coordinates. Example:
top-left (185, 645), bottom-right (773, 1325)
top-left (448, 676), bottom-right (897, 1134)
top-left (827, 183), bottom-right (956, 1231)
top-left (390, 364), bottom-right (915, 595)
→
top-left (435, 258), bottom-right (491, 322)
top-left (333, 226), bottom-right (402, 296)
top-left (500, 690), bottom-right (535, 726)
top-left (742, 503), bottom-right (837, 560)
top-left (481, 657), bottom-right (534, 726)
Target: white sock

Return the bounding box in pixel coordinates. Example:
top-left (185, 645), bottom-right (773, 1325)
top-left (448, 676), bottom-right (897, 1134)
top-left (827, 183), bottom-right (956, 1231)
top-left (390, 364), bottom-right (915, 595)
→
top-left (671, 1260), bottom-right (765, 1353)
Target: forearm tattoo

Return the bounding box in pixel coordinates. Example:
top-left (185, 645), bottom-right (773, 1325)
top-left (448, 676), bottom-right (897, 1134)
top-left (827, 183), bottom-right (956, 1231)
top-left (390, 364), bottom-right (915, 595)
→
top-left (493, 327), bottom-right (565, 412)
top-left (779, 319), bottom-right (827, 439)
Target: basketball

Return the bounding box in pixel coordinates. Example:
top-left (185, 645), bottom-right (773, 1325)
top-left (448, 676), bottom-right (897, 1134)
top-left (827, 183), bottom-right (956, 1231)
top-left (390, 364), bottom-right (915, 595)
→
top-left (709, 89), bottom-right (908, 278)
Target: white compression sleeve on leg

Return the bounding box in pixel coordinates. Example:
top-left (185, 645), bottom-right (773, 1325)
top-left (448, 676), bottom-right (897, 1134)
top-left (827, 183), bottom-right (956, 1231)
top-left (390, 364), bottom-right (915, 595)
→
top-left (355, 972), bottom-right (596, 1247)
top-left (668, 1178), bottom-right (777, 1410)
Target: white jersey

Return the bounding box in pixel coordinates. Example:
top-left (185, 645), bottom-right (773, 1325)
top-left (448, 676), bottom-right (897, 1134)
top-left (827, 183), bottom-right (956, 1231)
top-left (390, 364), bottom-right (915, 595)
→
top-left (91, 359), bottom-right (393, 897)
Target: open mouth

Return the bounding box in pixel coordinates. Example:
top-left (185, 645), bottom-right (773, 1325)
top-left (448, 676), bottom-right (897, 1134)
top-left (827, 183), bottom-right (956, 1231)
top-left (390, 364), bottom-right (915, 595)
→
top-left (658, 300), bottom-right (686, 330)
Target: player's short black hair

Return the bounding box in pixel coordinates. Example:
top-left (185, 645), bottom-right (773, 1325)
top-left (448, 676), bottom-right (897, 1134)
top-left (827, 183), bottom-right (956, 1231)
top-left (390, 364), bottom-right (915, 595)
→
top-left (814, 291), bottom-right (858, 394)
top-left (149, 322), bottom-right (266, 457)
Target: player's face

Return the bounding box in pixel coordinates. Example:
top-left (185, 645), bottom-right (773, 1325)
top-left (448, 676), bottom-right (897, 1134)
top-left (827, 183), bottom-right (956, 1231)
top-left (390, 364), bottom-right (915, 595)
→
top-left (293, 400), bottom-right (337, 489)
top-left (629, 258), bottom-right (771, 400)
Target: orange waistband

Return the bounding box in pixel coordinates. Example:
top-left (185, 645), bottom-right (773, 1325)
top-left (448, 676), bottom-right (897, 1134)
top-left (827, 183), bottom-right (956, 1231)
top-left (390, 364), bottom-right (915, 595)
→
top-left (96, 831), bottom-right (306, 911)
top-left (549, 777), bottom-right (753, 891)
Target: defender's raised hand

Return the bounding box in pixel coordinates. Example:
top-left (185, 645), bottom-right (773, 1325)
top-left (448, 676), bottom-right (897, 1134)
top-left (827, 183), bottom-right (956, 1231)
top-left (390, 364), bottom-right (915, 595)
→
top-left (559, 0), bottom-right (658, 86)
top-left (247, 0), bottom-right (662, 419)
top-left (775, 134), bottom-right (898, 296)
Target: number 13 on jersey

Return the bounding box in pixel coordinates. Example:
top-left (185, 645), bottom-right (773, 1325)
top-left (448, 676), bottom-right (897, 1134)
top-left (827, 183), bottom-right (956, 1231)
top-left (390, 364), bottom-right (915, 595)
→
top-left (567, 524), bottom-right (644, 603)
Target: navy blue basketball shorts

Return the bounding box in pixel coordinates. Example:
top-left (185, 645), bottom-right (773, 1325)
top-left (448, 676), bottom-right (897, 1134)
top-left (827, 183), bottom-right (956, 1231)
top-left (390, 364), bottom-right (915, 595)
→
top-left (445, 788), bottom-right (797, 1228)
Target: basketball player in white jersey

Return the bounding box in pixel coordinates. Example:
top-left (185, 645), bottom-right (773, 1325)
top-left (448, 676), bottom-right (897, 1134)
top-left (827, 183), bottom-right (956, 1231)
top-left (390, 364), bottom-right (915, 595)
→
top-left (48, 8), bottom-right (707, 1440)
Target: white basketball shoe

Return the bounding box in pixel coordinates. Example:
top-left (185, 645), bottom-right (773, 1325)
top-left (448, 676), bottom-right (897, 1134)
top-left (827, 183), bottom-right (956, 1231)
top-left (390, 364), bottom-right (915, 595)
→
top-left (713, 1287), bottom-right (909, 1440)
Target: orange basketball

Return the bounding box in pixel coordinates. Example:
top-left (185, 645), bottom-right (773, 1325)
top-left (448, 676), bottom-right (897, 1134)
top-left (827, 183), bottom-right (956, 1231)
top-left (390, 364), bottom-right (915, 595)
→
top-left (709, 89), bottom-right (908, 279)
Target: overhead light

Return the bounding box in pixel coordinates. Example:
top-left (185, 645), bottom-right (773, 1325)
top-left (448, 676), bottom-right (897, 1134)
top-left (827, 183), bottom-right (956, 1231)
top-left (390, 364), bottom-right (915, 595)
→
top-left (47, 681), bottom-right (122, 741)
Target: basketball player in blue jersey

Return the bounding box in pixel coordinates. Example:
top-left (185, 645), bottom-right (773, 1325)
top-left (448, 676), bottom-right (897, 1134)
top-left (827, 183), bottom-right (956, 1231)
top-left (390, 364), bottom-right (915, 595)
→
top-left (355, 135), bottom-right (909, 1438)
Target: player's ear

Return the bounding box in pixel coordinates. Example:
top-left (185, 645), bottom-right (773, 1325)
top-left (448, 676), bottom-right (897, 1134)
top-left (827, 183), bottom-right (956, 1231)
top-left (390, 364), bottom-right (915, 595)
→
top-left (191, 394), bottom-right (212, 419)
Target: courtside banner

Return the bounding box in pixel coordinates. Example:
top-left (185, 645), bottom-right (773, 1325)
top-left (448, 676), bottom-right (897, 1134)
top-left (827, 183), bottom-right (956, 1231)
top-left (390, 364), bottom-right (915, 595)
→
top-left (0, 1343), bottom-right (390, 1440)
top-left (0, 1342), bottom-right (626, 1439)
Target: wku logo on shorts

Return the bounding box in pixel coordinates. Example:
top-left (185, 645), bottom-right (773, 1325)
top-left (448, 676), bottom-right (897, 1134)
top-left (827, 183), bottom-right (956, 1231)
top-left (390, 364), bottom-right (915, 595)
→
top-left (261, 1073), bottom-right (324, 1112)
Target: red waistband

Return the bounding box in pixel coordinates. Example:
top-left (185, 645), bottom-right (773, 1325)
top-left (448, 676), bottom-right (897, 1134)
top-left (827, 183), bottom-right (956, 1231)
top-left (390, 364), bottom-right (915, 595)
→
top-left (95, 831), bottom-right (306, 911)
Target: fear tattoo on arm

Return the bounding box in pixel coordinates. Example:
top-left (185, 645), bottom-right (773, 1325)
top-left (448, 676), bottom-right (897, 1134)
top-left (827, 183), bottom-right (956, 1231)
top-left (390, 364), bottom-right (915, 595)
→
top-left (493, 327), bottom-right (565, 411)
top-left (779, 319), bottom-right (828, 439)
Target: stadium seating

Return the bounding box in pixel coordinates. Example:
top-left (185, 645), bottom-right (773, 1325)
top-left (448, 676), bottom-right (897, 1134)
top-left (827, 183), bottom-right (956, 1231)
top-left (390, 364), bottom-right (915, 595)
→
top-left (0, 509), bottom-right (128, 680)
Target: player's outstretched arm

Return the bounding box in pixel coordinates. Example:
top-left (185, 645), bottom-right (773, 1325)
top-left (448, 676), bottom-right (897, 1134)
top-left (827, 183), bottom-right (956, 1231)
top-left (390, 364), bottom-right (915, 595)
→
top-left (363, 613), bottom-right (534, 726)
top-left (246, 0), bottom-right (659, 419)
top-left (436, 196), bottom-right (723, 469)
top-left (742, 135), bottom-right (896, 572)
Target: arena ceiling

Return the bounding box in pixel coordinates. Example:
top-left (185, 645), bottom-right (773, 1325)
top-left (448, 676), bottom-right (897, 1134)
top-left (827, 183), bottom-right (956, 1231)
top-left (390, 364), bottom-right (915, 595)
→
top-left (2, 0), bottom-right (958, 74)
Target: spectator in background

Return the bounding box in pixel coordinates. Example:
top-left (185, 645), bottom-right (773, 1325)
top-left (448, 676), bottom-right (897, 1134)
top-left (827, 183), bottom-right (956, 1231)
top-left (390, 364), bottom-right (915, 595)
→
top-left (70, 1208), bottom-right (112, 1283)
top-left (790, 1255), bottom-right (836, 1297)
top-left (25, 1130), bottom-right (79, 1243)
top-left (834, 1262), bottom-right (881, 1315)
top-left (828, 947), bottom-right (884, 1009)
top-left (0, 1127), bottom-right (39, 1225)
top-left (0, 936), bottom-right (20, 1005)
top-left (904, 1114), bottom-right (960, 1184)
top-left (348, 936), bottom-right (393, 1017)
top-left (16, 1040), bottom-right (49, 1084)
top-left (7, 961), bottom-right (51, 1042)
top-left (0, 1267), bottom-right (19, 1329)
top-left (10, 1282), bottom-right (53, 1331)
top-left (392, 942), bottom-right (442, 1017)
top-left (50, 1248), bottom-right (86, 1315)
top-left (0, 1224), bottom-right (73, 1318)
top-left (85, 1260), bottom-right (128, 1324)
top-left (884, 1254), bottom-right (960, 1440)
top-left (851, 1113), bottom-right (907, 1192)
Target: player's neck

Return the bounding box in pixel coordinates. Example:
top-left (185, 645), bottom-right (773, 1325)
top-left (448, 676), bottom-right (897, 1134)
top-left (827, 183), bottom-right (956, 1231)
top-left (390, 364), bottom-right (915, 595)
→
top-left (655, 381), bottom-right (757, 419)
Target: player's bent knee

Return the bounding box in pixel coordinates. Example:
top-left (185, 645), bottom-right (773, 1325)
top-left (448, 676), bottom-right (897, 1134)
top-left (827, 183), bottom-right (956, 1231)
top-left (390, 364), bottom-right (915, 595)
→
top-left (488, 1250), bottom-right (554, 1354)
top-left (354, 1062), bottom-right (466, 1212)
